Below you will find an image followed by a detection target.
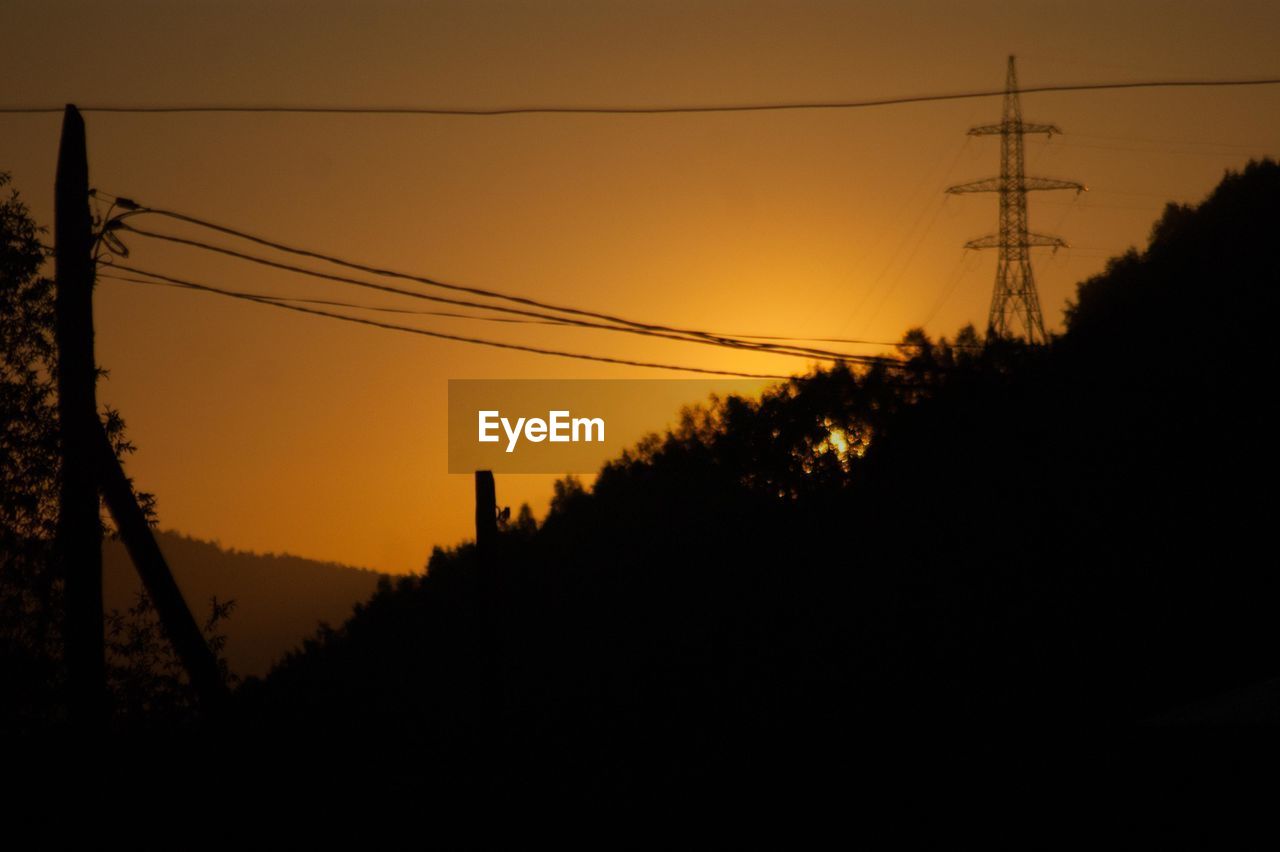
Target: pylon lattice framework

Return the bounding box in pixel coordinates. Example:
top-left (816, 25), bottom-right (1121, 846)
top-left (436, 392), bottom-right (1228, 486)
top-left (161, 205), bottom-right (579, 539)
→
top-left (947, 55), bottom-right (1085, 344)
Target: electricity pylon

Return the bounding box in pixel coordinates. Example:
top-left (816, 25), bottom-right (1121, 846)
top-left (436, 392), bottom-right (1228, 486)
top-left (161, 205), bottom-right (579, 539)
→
top-left (947, 55), bottom-right (1085, 344)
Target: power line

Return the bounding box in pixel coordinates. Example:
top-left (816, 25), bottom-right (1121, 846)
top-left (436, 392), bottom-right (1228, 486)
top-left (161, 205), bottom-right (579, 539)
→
top-left (101, 271), bottom-right (909, 346)
top-left (97, 272), bottom-right (557, 323)
top-left (103, 265), bottom-right (796, 380)
top-left (110, 199), bottom-right (778, 347)
top-left (1031, 137), bottom-right (1275, 158)
top-left (831, 137), bottom-right (973, 337)
top-left (920, 250), bottom-right (978, 328)
top-left (4, 77), bottom-right (1280, 116)
top-left (858, 187), bottom-right (952, 337)
top-left (108, 217), bottom-right (899, 365)
top-left (726, 333), bottom-right (906, 347)
top-left (1070, 131), bottom-right (1273, 149)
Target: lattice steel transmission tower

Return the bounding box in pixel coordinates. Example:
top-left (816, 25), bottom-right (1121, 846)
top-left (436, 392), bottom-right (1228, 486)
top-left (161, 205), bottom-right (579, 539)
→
top-left (947, 56), bottom-right (1085, 343)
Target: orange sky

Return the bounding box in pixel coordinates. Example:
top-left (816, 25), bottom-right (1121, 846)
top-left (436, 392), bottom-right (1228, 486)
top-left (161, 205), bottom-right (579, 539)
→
top-left (3, 0), bottom-right (1278, 573)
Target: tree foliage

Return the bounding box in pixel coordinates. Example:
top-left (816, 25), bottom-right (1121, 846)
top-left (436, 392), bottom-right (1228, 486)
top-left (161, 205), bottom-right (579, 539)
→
top-left (243, 160), bottom-right (1280, 789)
top-left (0, 172), bottom-right (62, 726)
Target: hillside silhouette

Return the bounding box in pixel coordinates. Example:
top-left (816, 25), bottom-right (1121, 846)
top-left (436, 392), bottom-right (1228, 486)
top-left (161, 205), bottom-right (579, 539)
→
top-left (232, 160), bottom-right (1280, 788)
top-left (103, 531), bottom-right (384, 679)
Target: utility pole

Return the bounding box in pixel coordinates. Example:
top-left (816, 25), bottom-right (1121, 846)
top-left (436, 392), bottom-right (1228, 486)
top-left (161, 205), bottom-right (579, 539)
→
top-left (55, 104), bottom-right (226, 720)
top-left (55, 104), bottom-right (106, 726)
top-left (947, 56), bottom-right (1084, 343)
top-left (474, 470), bottom-right (498, 560)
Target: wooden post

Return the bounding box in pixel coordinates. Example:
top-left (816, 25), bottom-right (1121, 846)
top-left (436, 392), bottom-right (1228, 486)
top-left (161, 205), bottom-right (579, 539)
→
top-left (54, 104), bottom-right (105, 725)
top-left (475, 470), bottom-right (497, 559)
top-left (96, 423), bottom-right (227, 709)
top-left (55, 104), bottom-right (225, 719)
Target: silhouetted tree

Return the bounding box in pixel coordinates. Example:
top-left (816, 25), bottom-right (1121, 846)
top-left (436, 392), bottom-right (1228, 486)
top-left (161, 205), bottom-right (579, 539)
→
top-left (0, 171), bottom-right (62, 728)
top-left (236, 159), bottom-right (1280, 793)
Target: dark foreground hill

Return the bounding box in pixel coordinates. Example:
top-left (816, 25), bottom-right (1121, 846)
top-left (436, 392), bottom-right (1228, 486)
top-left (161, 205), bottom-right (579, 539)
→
top-left (103, 531), bottom-right (385, 679)
top-left (232, 160), bottom-right (1280, 790)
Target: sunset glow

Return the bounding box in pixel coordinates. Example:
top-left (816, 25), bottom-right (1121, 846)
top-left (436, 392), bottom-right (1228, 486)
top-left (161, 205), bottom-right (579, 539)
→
top-left (3, 1), bottom-right (1276, 573)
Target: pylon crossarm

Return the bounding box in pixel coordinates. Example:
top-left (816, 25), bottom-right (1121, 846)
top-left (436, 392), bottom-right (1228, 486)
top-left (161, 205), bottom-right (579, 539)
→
top-left (962, 234), bottom-right (1002, 250)
top-left (968, 121), bottom-right (1061, 136)
top-left (1025, 232), bottom-right (1069, 248)
top-left (962, 233), bottom-right (1068, 250)
top-left (946, 177), bottom-right (1002, 194)
top-left (1023, 177), bottom-right (1086, 192)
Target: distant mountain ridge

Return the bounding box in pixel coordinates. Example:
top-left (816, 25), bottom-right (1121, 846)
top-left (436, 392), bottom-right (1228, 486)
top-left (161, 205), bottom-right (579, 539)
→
top-left (103, 530), bottom-right (387, 679)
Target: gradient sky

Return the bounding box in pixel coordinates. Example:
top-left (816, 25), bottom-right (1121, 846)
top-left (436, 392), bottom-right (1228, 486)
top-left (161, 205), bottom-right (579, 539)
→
top-left (3, 0), bottom-right (1278, 573)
